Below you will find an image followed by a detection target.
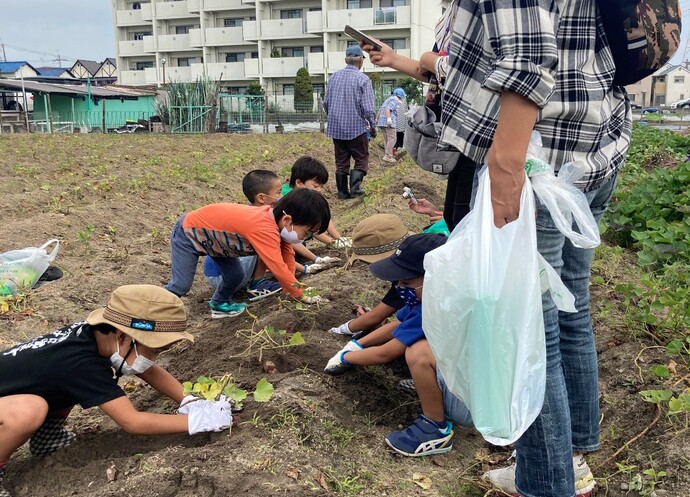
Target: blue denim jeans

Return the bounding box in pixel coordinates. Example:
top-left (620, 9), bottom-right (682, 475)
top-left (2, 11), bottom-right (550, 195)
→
top-left (513, 174), bottom-right (618, 497)
top-left (205, 256), bottom-right (257, 292)
top-left (164, 215), bottom-right (247, 306)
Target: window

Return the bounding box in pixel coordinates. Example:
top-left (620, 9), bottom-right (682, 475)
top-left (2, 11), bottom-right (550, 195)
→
top-left (380, 0), bottom-right (406, 6)
top-left (283, 84), bottom-right (295, 96)
top-left (282, 47), bottom-right (304, 57)
top-left (313, 83), bottom-right (325, 95)
top-left (280, 9), bottom-right (302, 19)
top-left (225, 53), bottom-right (246, 63)
top-left (175, 25), bottom-right (192, 35)
top-left (133, 31), bottom-right (152, 40)
top-left (134, 61), bottom-right (154, 70)
top-left (347, 0), bottom-right (372, 8)
top-left (250, 52), bottom-right (259, 59)
top-left (224, 18), bottom-right (243, 27)
top-left (226, 87), bottom-right (247, 95)
top-left (380, 38), bottom-right (406, 50)
top-left (132, 2), bottom-right (141, 9)
top-left (674, 76), bottom-right (685, 84)
top-left (177, 57), bottom-right (195, 67)
top-left (346, 40), bottom-right (359, 47)
top-left (375, 7), bottom-right (396, 24)
top-left (310, 46), bottom-right (324, 53)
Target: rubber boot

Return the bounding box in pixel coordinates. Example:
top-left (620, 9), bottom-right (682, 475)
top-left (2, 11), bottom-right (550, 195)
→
top-left (350, 169), bottom-right (366, 196)
top-left (335, 172), bottom-right (351, 199)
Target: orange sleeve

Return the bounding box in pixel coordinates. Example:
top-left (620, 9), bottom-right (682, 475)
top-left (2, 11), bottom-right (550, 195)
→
top-left (244, 217), bottom-right (302, 299)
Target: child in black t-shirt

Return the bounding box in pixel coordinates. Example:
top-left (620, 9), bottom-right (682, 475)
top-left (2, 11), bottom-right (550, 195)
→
top-left (0, 285), bottom-right (232, 497)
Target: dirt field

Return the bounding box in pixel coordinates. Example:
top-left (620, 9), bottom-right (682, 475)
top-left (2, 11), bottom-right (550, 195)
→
top-left (1, 133), bottom-right (688, 497)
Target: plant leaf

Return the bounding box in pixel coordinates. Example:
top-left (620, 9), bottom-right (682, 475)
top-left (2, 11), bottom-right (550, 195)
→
top-left (289, 332), bottom-right (305, 346)
top-left (253, 378), bottom-right (274, 403)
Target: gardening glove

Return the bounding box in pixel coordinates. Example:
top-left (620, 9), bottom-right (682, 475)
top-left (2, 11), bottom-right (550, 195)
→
top-left (182, 397), bottom-right (232, 435)
top-left (324, 340), bottom-right (363, 375)
top-left (330, 237), bottom-right (352, 250)
top-left (386, 117), bottom-right (393, 127)
top-left (179, 395), bottom-right (198, 410)
top-left (314, 256), bottom-right (341, 266)
top-left (301, 294), bottom-right (329, 304)
top-left (328, 320), bottom-right (356, 336)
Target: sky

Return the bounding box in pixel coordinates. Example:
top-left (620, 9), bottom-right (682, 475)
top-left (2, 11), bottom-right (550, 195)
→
top-left (0, 0), bottom-right (689, 68)
top-left (1, 1), bottom-right (115, 67)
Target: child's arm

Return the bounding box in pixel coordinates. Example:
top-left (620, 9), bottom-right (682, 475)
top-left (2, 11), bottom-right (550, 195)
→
top-left (99, 396), bottom-right (189, 435)
top-left (326, 220), bottom-right (341, 240)
top-left (313, 232), bottom-right (334, 245)
top-left (356, 319), bottom-right (399, 346)
top-left (343, 338), bottom-right (406, 366)
top-left (137, 364), bottom-right (184, 403)
top-left (292, 242), bottom-right (318, 263)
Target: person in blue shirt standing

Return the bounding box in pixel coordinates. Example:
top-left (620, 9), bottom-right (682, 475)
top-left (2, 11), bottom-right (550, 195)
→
top-left (377, 88), bottom-right (406, 164)
top-left (323, 45), bottom-right (376, 200)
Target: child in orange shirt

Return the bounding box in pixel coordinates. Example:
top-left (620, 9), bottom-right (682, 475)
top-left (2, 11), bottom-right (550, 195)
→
top-left (164, 188), bottom-right (330, 318)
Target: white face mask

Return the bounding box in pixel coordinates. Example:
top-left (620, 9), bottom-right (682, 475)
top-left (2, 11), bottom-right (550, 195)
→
top-left (110, 340), bottom-right (155, 376)
top-left (280, 224), bottom-right (303, 244)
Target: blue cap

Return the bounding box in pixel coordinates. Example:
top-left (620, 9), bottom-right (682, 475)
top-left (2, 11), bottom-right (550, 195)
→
top-left (369, 233), bottom-right (446, 281)
top-left (346, 45), bottom-right (365, 58)
top-left (393, 87), bottom-right (406, 99)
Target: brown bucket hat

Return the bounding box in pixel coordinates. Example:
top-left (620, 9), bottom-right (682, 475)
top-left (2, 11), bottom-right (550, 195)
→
top-left (349, 214), bottom-right (410, 265)
top-left (87, 284), bottom-right (193, 348)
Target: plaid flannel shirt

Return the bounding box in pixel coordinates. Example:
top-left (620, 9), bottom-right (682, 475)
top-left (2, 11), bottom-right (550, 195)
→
top-left (440, 0), bottom-right (632, 192)
top-left (324, 65), bottom-right (376, 140)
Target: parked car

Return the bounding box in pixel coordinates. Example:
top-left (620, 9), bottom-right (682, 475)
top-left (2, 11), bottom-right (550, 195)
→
top-left (670, 98), bottom-right (690, 109)
top-left (642, 107), bottom-right (660, 114)
top-left (630, 102), bottom-right (642, 109)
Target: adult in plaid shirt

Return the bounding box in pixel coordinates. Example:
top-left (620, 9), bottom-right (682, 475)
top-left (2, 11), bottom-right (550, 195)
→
top-left (323, 45), bottom-right (376, 200)
top-left (438, 1), bottom-right (632, 496)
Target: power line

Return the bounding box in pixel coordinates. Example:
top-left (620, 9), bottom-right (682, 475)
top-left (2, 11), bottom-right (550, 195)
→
top-left (1, 42), bottom-right (80, 63)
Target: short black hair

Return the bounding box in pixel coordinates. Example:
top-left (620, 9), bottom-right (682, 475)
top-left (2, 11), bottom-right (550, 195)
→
top-left (289, 156), bottom-right (329, 187)
top-left (242, 170), bottom-right (280, 203)
top-left (273, 188), bottom-right (331, 234)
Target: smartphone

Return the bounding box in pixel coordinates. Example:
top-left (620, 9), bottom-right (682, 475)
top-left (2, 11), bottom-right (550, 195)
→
top-left (402, 187), bottom-right (418, 205)
top-left (344, 25), bottom-right (382, 51)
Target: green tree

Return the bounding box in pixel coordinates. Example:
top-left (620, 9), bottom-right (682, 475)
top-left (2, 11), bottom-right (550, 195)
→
top-left (294, 68), bottom-right (314, 112)
top-left (367, 72), bottom-right (384, 105)
top-left (394, 77), bottom-right (423, 105)
top-left (246, 82), bottom-right (264, 96)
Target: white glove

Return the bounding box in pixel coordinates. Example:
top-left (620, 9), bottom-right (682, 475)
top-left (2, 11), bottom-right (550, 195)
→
top-left (386, 117), bottom-right (393, 127)
top-left (302, 294), bottom-right (329, 304)
top-left (328, 320), bottom-right (355, 336)
top-left (314, 256), bottom-right (341, 267)
top-left (179, 395), bottom-right (197, 409)
top-left (324, 340), bottom-right (362, 375)
top-left (330, 237), bottom-right (352, 250)
top-left (179, 397), bottom-right (232, 435)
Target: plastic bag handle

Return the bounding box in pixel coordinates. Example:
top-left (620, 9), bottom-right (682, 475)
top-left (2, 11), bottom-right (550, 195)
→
top-left (38, 239), bottom-right (60, 262)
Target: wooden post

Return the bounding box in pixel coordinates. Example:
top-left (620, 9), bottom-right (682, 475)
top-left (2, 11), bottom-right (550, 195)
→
top-left (46, 94), bottom-right (53, 133)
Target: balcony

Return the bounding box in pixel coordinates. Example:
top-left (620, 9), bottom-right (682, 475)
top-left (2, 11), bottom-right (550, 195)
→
top-left (115, 9), bottom-right (147, 27)
top-left (187, 0), bottom-right (200, 12)
top-left (143, 35), bottom-right (156, 52)
top-left (165, 65), bottom-right (194, 82)
top-left (118, 40), bottom-right (148, 57)
top-left (244, 58), bottom-right (260, 78)
top-left (307, 52), bottom-right (325, 74)
top-left (206, 26), bottom-right (247, 46)
top-left (260, 18), bottom-right (312, 40)
top-left (243, 21), bottom-right (258, 41)
top-left (141, 2), bottom-right (153, 21)
top-left (157, 34), bottom-right (192, 51)
top-left (119, 70), bottom-right (148, 86)
top-left (262, 56), bottom-right (305, 77)
top-left (326, 6), bottom-right (411, 31)
top-left (191, 62), bottom-right (245, 80)
top-left (203, 0), bottom-right (246, 10)
top-left (155, 0), bottom-right (193, 19)
top-left (306, 11), bottom-right (323, 33)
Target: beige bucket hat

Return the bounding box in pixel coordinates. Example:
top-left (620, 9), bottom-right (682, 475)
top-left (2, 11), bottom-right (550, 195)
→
top-left (349, 214), bottom-right (410, 265)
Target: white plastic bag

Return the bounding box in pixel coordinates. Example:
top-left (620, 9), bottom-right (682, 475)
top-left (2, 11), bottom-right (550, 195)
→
top-left (423, 168), bottom-right (568, 445)
top-left (0, 240), bottom-right (60, 296)
top-left (526, 131), bottom-right (600, 249)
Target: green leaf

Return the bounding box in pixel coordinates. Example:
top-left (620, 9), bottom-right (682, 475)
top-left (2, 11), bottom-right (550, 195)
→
top-left (640, 389), bottom-right (673, 404)
top-left (289, 332), bottom-right (305, 346)
top-left (182, 381), bottom-right (194, 394)
top-left (253, 378), bottom-right (275, 403)
top-left (668, 397), bottom-right (684, 413)
top-left (667, 339), bottom-right (683, 354)
top-left (295, 302), bottom-right (305, 311)
top-left (196, 376), bottom-right (214, 384)
top-left (223, 383), bottom-right (248, 404)
top-left (650, 364), bottom-right (670, 379)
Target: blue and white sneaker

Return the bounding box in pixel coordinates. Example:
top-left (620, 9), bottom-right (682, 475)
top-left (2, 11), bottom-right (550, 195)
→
top-left (385, 415), bottom-right (453, 457)
top-left (209, 301), bottom-right (247, 319)
top-left (246, 278), bottom-right (282, 302)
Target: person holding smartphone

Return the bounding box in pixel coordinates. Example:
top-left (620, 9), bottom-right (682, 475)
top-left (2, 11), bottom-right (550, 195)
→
top-left (360, 3), bottom-right (476, 232)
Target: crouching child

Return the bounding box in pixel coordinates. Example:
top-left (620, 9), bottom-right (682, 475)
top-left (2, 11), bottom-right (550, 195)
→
top-left (0, 285), bottom-right (232, 497)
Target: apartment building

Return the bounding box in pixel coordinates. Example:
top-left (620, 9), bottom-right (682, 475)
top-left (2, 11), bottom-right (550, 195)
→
top-left (112, 0), bottom-right (446, 99)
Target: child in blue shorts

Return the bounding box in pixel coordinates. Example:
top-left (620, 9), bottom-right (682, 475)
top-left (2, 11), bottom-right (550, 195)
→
top-left (324, 233), bottom-right (453, 456)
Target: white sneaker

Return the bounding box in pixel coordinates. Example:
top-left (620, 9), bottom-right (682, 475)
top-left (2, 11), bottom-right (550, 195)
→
top-left (482, 455), bottom-right (596, 497)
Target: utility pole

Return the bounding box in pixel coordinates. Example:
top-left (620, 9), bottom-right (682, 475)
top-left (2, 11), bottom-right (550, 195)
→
top-left (54, 50), bottom-right (67, 67)
top-left (1, 42), bottom-right (6, 62)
